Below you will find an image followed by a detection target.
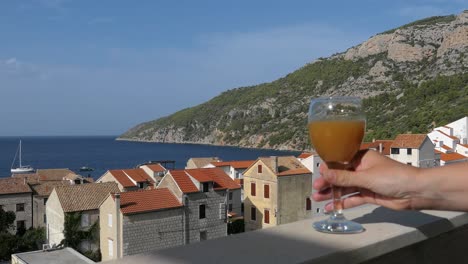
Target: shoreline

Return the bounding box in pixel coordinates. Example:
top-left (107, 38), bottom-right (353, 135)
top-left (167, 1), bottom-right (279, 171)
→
top-left (115, 137), bottom-right (304, 153)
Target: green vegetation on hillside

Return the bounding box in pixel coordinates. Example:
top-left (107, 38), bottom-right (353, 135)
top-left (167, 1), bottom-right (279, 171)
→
top-left (364, 73), bottom-right (468, 140)
top-left (380, 15), bottom-right (457, 34)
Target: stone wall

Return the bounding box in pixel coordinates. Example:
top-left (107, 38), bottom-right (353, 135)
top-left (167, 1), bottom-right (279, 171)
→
top-left (122, 208), bottom-right (184, 256)
top-left (0, 192), bottom-right (33, 233)
top-left (186, 187), bottom-right (227, 243)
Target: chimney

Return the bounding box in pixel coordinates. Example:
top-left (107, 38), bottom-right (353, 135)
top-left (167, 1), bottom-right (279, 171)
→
top-left (378, 143), bottom-right (383, 153)
top-left (272, 156), bottom-right (278, 173)
top-left (115, 193), bottom-right (121, 259)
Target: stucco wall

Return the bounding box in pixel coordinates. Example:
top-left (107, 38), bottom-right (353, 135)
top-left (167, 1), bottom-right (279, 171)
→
top-left (46, 190), bottom-right (65, 246)
top-left (243, 160), bottom-right (278, 231)
top-left (277, 174), bottom-right (312, 225)
top-left (97, 172), bottom-right (124, 191)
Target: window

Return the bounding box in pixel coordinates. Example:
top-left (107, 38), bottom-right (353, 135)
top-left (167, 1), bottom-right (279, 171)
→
top-left (43, 198), bottom-right (48, 205)
top-left (81, 213), bottom-right (90, 227)
top-left (199, 204), bottom-right (206, 219)
top-left (407, 162), bottom-right (412, 166)
top-left (108, 239), bottom-right (114, 257)
top-left (229, 192), bottom-right (233, 200)
top-left (407, 148), bottom-right (412, 155)
top-left (391, 148), bottom-right (400, 154)
top-left (200, 231), bottom-right (207, 241)
top-left (108, 214), bottom-right (113, 227)
top-left (202, 182), bottom-right (209, 193)
top-left (251, 182), bottom-right (256, 196)
top-left (251, 207), bottom-right (256, 221)
top-left (316, 163), bottom-right (320, 168)
top-left (264, 184), bottom-right (270, 199)
top-left (17, 220), bottom-right (25, 232)
top-left (228, 203), bottom-right (233, 212)
top-left (257, 164), bottom-right (262, 173)
top-left (44, 214), bottom-right (47, 224)
top-left (16, 203), bottom-right (25, 212)
top-left (306, 197), bottom-right (312, 211)
top-left (138, 182), bottom-right (144, 188)
top-left (264, 209), bottom-right (270, 224)
top-left (316, 208), bottom-right (320, 213)
top-left (241, 203), bottom-right (244, 213)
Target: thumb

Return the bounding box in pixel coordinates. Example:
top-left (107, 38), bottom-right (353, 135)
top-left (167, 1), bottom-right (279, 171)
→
top-left (323, 169), bottom-right (368, 188)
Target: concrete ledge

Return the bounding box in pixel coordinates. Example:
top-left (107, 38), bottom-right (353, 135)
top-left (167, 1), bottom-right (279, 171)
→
top-left (108, 205), bottom-right (468, 264)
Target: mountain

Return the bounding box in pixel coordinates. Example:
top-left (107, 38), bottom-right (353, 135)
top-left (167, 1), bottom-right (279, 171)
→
top-left (119, 11), bottom-right (468, 151)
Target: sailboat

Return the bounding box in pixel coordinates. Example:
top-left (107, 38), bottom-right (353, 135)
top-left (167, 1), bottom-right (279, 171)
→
top-left (11, 140), bottom-right (34, 174)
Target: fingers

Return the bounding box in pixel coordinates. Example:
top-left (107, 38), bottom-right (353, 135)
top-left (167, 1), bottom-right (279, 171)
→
top-left (323, 193), bottom-right (369, 212)
top-left (312, 187), bottom-right (360, 201)
top-left (322, 169), bottom-right (369, 189)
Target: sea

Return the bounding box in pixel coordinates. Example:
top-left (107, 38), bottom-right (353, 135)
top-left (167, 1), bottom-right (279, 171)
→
top-left (0, 136), bottom-right (299, 179)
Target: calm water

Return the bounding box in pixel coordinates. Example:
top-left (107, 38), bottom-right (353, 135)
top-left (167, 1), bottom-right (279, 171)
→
top-left (0, 136), bottom-right (298, 179)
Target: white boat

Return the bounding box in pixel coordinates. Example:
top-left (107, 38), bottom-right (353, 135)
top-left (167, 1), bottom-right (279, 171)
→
top-left (11, 140), bottom-right (34, 174)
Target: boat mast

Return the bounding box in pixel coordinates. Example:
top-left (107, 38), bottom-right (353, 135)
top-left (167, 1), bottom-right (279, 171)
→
top-left (19, 140), bottom-right (22, 168)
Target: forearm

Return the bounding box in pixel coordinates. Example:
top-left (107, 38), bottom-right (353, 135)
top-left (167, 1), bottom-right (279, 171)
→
top-left (411, 162), bottom-right (468, 211)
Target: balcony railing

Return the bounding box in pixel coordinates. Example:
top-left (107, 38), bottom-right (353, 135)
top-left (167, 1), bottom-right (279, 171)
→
top-left (107, 204), bottom-right (468, 264)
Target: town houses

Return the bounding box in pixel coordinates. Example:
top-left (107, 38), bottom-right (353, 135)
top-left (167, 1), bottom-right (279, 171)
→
top-left (1, 116), bottom-right (467, 261)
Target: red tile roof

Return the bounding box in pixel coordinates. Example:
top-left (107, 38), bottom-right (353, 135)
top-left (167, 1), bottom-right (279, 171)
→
top-left (440, 152), bottom-right (468, 162)
top-left (234, 179), bottom-right (244, 185)
top-left (0, 178), bottom-right (32, 195)
top-left (118, 188), bottom-right (182, 215)
top-left (186, 168), bottom-right (241, 190)
top-left (361, 140), bottom-right (394, 155)
top-left (391, 134), bottom-right (428, 149)
top-left (109, 170), bottom-right (135, 188)
top-left (145, 164), bottom-right (166, 172)
top-left (442, 145), bottom-right (452, 151)
top-left (211, 160), bottom-right (256, 169)
top-left (169, 170), bottom-right (199, 193)
top-left (298, 153), bottom-right (313, 159)
top-left (123, 169), bottom-right (154, 184)
top-left (277, 168), bottom-right (311, 177)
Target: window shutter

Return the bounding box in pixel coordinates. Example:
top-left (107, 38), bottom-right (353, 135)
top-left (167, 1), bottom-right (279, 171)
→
top-left (264, 185), bottom-right (269, 198)
top-left (264, 210), bottom-right (270, 224)
top-left (258, 165), bottom-right (262, 173)
top-left (108, 214), bottom-right (113, 227)
top-left (251, 182), bottom-right (256, 196)
top-left (306, 197), bottom-right (311, 211)
top-left (108, 239), bottom-right (113, 257)
top-left (219, 203), bottom-right (226, 220)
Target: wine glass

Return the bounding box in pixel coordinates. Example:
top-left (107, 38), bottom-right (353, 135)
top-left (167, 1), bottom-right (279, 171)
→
top-left (308, 96), bottom-right (365, 234)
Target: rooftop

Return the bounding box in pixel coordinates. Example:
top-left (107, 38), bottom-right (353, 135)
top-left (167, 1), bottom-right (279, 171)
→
top-left (0, 177), bottom-right (32, 195)
top-left (168, 170), bottom-right (199, 194)
top-left (117, 188), bottom-right (183, 215)
top-left (391, 134), bottom-right (428, 149)
top-left (144, 163), bottom-right (166, 172)
top-left (440, 152), bottom-right (468, 162)
top-left (36, 168), bottom-right (79, 181)
top-left (361, 140), bottom-right (394, 156)
top-left (252, 156), bottom-right (310, 177)
top-left (298, 152), bottom-right (314, 159)
top-left (186, 168), bottom-right (241, 190)
top-left (12, 247), bottom-right (94, 264)
top-left (211, 160), bottom-right (256, 169)
top-left (188, 157), bottom-right (222, 168)
top-left (55, 182), bottom-right (120, 212)
top-left (30, 181), bottom-right (71, 196)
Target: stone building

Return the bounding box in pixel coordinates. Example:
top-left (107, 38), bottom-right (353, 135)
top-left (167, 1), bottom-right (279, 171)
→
top-left (243, 156), bottom-right (312, 231)
top-left (185, 157), bottom-right (222, 169)
top-left (99, 188), bottom-right (183, 261)
top-left (158, 167), bottom-right (241, 243)
top-left (0, 177), bottom-right (33, 233)
top-left (46, 182), bottom-right (120, 251)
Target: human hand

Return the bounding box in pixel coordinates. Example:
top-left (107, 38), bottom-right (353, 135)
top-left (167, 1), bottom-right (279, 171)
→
top-left (313, 150), bottom-right (421, 211)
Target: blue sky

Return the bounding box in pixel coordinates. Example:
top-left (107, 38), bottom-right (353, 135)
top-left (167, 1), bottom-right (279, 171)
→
top-left (0, 0), bottom-right (466, 136)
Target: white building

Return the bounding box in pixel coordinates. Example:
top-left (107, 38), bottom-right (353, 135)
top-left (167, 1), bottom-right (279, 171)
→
top-left (297, 152), bottom-right (325, 217)
top-left (390, 134), bottom-right (438, 168)
top-left (428, 117), bottom-right (468, 165)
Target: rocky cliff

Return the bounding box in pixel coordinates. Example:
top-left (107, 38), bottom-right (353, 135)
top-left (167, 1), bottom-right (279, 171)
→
top-left (119, 12), bottom-right (468, 150)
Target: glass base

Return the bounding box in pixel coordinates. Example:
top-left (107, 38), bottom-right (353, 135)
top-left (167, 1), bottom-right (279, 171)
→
top-left (313, 212), bottom-right (365, 234)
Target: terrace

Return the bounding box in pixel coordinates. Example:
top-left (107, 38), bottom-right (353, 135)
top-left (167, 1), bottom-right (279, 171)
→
top-left (107, 204), bottom-right (468, 263)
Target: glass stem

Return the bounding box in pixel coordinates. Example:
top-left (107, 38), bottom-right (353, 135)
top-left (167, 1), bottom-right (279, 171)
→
top-left (332, 185), bottom-right (343, 215)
